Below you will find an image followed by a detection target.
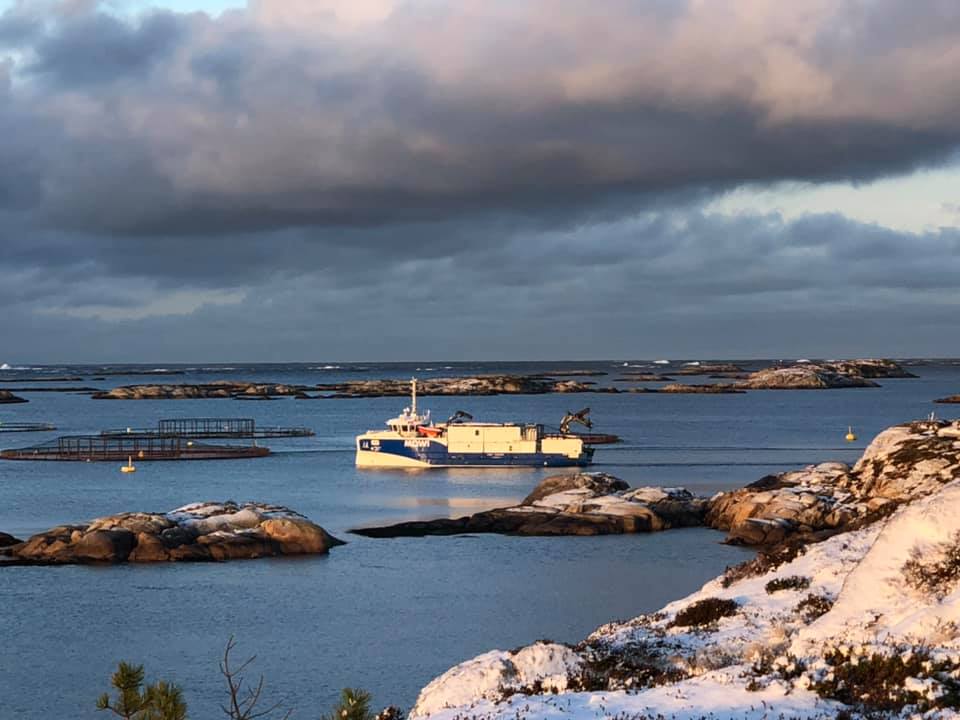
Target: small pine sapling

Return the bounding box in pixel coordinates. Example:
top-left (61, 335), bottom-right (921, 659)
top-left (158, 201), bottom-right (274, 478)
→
top-left (96, 662), bottom-right (187, 720)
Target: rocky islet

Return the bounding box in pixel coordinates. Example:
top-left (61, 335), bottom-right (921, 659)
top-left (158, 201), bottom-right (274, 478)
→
top-left (0, 501), bottom-right (343, 565)
top-left (354, 418), bottom-right (960, 546)
top-left (83, 359), bottom-right (916, 400)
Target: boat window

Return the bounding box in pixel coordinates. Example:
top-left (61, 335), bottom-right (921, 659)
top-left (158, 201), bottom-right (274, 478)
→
top-left (475, 430), bottom-right (480, 436)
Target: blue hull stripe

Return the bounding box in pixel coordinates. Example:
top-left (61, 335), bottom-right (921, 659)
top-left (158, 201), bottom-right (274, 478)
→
top-left (358, 438), bottom-right (593, 467)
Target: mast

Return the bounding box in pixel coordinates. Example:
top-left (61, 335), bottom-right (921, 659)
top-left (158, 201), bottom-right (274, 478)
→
top-left (411, 377), bottom-right (417, 415)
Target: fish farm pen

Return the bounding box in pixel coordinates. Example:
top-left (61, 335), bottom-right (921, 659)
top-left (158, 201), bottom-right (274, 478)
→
top-left (0, 435), bottom-right (270, 461)
top-left (100, 418), bottom-right (314, 439)
top-left (0, 422), bottom-right (56, 433)
top-left (0, 420), bottom-right (57, 432)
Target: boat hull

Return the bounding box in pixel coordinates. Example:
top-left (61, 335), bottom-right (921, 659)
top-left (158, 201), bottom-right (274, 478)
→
top-left (355, 438), bottom-right (593, 468)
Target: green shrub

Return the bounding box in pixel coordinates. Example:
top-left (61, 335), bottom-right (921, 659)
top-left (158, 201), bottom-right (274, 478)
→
top-left (765, 575), bottom-right (811, 594)
top-left (903, 531), bottom-right (960, 599)
top-left (668, 598), bottom-right (738, 628)
top-left (794, 593), bottom-right (833, 621)
top-left (321, 688), bottom-right (375, 720)
top-left (96, 662), bottom-right (187, 720)
top-left (99, 641), bottom-right (388, 720)
top-left (813, 647), bottom-right (960, 713)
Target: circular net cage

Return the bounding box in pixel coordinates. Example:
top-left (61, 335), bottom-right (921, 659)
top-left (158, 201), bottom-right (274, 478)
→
top-left (0, 434), bottom-right (270, 461)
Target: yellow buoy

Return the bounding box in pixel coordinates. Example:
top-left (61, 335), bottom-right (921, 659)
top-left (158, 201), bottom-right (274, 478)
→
top-left (121, 456), bottom-right (137, 473)
top-left (845, 426), bottom-right (857, 442)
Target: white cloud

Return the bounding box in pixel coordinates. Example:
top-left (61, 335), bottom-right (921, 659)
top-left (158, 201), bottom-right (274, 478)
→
top-left (706, 159), bottom-right (960, 233)
top-left (36, 286), bottom-right (246, 320)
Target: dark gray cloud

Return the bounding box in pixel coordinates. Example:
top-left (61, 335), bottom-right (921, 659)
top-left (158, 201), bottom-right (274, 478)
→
top-left (2, 1), bottom-right (960, 360)
top-left (25, 9), bottom-right (186, 85)
top-left (3, 209), bottom-right (959, 360)
top-left (0, 0), bottom-right (959, 235)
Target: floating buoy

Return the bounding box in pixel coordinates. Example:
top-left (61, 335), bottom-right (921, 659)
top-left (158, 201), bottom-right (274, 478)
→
top-left (845, 426), bottom-right (857, 442)
top-left (121, 456), bottom-right (137, 473)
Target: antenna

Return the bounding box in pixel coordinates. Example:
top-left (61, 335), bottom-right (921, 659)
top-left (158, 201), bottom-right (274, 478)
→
top-left (411, 377), bottom-right (417, 415)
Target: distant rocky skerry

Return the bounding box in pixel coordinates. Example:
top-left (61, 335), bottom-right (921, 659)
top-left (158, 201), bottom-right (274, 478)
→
top-left (92, 382), bottom-right (307, 400)
top-left (0, 502), bottom-right (343, 565)
top-left (672, 363), bottom-right (746, 375)
top-left (354, 417), bottom-right (960, 545)
top-left (0, 390), bottom-right (27, 404)
top-left (89, 359), bottom-right (916, 400)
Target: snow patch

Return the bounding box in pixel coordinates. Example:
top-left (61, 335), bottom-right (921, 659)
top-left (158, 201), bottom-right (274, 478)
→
top-left (412, 643), bottom-right (581, 718)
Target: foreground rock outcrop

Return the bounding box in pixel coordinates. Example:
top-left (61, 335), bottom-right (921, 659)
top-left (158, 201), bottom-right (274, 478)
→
top-left (409, 467), bottom-right (960, 720)
top-left (0, 390), bottom-right (27, 403)
top-left (1, 502), bottom-right (343, 565)
top-left (708, 419), bottom-right (960, 545)
top-left (352, 473), bottom-right (707, 538)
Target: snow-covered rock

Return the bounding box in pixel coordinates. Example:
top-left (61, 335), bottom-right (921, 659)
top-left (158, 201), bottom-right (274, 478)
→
top-left (2, 501), bottom-right (343, 564)
top-left (352, 474), bottom-right (707, 537)
top-left (706, 420), bottom-right (960, 545)
top-left (853, 420), bottom-right (960, 500)
top-left (412, 642), bottom-right (582, 717)
top-left (410, 423), bottom-right (960, 720)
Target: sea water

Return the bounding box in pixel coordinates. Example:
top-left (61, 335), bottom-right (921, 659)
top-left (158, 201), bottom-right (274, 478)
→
top-left (0, 361), bottom-right (958, 718)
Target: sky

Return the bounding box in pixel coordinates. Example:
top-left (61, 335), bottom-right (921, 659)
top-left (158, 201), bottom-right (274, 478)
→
top-left (1, 0), bottom-right (960, 362)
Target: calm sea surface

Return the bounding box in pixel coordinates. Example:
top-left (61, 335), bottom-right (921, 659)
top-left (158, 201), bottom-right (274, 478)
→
top-left (1, 360), bottom-right (958, 718)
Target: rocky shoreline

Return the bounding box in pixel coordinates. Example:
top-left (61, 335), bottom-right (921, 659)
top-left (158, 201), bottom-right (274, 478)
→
top-left (353, 474), bottom-right (706, 538)
top-left (405, 419), bottom-right (960, 719)
top-left (0, 502), bottom-right (342, 565)
top-left (91, 382), bottom-right (307, 399)
top-left (355, 417), bottom-right (960, 546)
top-left (85, 359), bottom-right (917, 400)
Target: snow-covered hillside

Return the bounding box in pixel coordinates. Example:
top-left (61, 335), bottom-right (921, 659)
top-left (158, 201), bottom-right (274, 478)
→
top-left (411, 421), bottom-right (960, 720)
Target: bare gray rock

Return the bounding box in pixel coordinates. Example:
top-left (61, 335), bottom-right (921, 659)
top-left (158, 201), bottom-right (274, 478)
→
top-left (735, 365), bottom-right (879, 389)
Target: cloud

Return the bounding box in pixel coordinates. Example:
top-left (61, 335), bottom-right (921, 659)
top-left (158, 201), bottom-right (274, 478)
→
top-left (3, 209), bottom-right (959, 361)
top-left (0, 0), bottom-right (959, 237)
top-left (25, 9), bottom-right (186, 86)
top-left (2, 1), bottom-right (960, 360)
